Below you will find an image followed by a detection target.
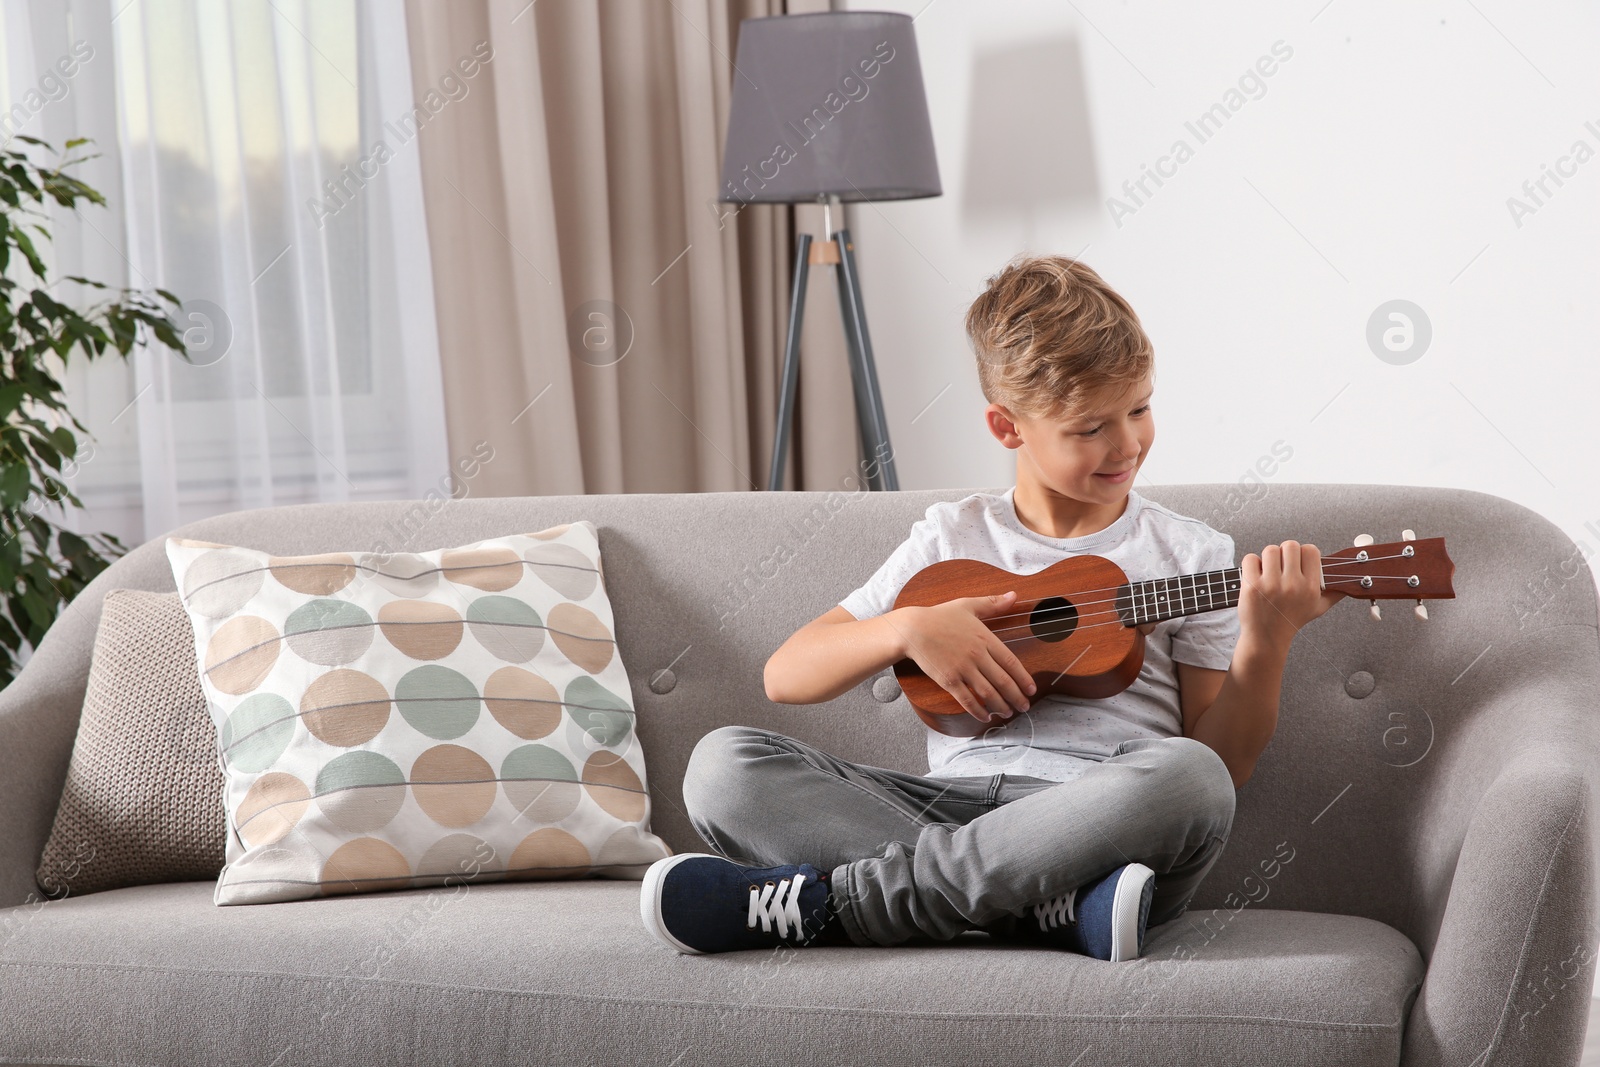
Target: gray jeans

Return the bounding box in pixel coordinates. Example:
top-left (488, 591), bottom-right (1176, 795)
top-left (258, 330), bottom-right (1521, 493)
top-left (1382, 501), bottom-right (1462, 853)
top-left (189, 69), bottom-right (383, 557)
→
top-left (681, 726), bottom-right (1236, 947)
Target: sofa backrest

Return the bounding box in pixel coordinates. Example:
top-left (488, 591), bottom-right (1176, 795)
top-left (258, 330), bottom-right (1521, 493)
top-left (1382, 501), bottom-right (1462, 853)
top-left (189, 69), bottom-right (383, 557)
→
top-left (4, 483), bottom-right (1594, 958)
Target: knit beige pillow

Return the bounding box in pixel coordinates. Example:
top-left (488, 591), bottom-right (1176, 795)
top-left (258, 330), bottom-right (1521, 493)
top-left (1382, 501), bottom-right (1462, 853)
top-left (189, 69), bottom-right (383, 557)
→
top-left (166, 520), bottom-right (671, 906)
top-left (36, 588), bottom-right (226, 897)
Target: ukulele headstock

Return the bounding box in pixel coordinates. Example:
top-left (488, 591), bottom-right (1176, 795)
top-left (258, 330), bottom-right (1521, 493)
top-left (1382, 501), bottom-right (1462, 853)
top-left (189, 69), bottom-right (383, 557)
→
top-left (1322, 530), bottom-right (1455, 621)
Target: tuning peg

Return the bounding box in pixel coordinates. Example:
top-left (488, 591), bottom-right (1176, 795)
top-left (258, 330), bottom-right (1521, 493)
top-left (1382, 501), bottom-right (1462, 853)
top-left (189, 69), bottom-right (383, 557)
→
top-left (1356, 534), bottom-right (1376, 618)
top-left (1399, 530), bottom-right (1427, 616)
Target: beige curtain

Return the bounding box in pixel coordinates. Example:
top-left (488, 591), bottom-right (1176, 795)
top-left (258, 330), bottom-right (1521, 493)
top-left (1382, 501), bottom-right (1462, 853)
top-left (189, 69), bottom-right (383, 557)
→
top-left (401, 0), bottom-right (858, 495)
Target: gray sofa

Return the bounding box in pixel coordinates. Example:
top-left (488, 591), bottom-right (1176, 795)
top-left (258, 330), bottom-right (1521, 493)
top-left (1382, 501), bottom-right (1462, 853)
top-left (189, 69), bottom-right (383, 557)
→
top-left (1, 483), bottom-right (1596, 1067)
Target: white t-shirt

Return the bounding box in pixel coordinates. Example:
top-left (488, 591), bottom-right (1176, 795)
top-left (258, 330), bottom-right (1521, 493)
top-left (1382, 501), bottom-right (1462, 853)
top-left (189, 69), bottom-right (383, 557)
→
top-left (838, 486), bottom-right (1239, 783)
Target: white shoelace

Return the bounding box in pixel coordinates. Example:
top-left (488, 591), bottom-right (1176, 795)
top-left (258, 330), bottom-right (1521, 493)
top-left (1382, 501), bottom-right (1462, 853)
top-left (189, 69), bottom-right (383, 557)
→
top-left (747, 874), bottom-right (807, 938)
top-left (1033, 888), bottom-right (1077, 930)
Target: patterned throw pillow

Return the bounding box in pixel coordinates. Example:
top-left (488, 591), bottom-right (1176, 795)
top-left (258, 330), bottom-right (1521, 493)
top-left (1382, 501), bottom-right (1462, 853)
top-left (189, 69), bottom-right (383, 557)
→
top-left (165, 521), bottom-right (671, 906)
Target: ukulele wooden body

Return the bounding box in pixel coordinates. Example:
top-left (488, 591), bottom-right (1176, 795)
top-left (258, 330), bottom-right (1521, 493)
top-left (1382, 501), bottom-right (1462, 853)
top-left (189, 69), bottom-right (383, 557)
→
top-left (892, 556), bottom-right (1146, 738)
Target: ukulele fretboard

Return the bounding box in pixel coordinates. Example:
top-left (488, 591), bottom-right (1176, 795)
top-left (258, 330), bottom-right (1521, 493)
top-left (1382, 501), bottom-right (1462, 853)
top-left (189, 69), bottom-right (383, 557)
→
top-left (1116, 567), bottom-right (1242, 627)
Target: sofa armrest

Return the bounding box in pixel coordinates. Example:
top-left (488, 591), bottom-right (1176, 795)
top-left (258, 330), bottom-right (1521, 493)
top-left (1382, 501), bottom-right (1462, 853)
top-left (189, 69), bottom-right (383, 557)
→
top-left (0, 602), bottom-right (98, 911)
top-left (1402, 626), bottom-right (1600, 1067)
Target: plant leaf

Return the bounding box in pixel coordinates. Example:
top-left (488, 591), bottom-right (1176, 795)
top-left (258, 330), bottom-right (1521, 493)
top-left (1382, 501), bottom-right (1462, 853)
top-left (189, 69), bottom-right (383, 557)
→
top-left (0, 463), bottom-right (31, 507)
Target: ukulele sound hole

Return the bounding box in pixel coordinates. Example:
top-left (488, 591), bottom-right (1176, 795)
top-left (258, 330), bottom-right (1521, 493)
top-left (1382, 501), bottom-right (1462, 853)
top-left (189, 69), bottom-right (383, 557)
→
top-left (1028, 596), bottom-right (1079, 643)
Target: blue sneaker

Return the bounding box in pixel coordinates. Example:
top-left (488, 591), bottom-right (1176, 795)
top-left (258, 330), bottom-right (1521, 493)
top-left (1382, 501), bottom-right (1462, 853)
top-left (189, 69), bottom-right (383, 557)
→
top-left (640, 853), bottom-right (843, 954)
top-left (998, 862), bottom-right (1156, 962)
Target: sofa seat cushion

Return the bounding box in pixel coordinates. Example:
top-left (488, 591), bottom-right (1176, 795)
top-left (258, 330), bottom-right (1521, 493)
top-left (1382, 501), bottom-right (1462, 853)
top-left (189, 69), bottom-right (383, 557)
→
top-left (0, 881), bottom-right (1423, 1067)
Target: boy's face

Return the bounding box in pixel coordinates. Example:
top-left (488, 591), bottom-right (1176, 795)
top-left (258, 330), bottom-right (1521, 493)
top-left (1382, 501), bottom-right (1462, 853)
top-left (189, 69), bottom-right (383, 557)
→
top-left (986, 375), bottom-right (1155, 502)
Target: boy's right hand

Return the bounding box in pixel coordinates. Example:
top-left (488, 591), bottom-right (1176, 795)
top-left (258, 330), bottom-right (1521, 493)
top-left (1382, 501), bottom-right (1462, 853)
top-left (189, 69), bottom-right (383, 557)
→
top-left (893, 591), bottom-right (1037, 721)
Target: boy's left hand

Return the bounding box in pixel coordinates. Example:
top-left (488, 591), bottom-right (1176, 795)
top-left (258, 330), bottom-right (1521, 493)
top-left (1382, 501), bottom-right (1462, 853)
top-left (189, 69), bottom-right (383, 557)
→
top-left (1238, 540), bottom-right (1341, 650)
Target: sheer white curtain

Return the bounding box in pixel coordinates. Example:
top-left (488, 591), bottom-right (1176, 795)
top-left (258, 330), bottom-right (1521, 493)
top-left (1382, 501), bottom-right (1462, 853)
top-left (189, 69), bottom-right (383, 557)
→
top-left (1, 0), bottom-right (449, 550)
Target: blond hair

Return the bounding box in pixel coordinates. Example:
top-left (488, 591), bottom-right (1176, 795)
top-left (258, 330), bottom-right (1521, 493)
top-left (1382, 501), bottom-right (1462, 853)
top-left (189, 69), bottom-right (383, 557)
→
top-left (964, 255), bottom-right (1154, 423)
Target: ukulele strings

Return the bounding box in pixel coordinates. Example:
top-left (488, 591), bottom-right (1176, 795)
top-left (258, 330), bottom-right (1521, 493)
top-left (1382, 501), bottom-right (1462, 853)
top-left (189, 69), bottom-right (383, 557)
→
top-left (965, 551), bottom-right (1427, 645)
top-left (979, 573), bottom-right (1416, 646)
top-left (963, 549), bottom-right (1419, 631)
top-left (980, 572), bottom-right (1410, 636)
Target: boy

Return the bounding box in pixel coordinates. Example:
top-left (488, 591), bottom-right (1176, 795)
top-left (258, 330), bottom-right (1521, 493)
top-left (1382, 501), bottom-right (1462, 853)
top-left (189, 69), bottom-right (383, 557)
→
top-left (639, 255), bottom-right (1338, 961)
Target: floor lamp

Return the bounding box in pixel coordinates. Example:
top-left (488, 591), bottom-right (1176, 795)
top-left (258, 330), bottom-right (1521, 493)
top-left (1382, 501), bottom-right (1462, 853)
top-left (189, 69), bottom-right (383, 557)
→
top-left (718, 12), bottom-right (942, 491)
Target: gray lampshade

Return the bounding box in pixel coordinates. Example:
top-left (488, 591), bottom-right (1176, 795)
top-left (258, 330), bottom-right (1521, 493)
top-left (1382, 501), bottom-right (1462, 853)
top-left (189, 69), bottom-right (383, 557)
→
top-left (718, 11), bottom-right (941, 204)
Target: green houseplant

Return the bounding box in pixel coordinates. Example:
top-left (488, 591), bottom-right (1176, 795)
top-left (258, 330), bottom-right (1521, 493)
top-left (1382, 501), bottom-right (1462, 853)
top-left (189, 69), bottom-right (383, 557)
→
top-left (1, 134), bottom-right (188, 687)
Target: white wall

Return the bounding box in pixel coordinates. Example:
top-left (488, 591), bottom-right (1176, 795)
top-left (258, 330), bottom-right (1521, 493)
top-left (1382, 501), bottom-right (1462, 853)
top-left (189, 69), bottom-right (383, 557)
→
top-left (840, 0), bottom-right (1600, 564)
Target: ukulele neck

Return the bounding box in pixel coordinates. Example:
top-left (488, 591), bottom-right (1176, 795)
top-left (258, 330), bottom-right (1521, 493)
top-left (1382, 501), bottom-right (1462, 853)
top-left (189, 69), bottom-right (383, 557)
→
top-left (1118, 567), bottom-right (1243, 627)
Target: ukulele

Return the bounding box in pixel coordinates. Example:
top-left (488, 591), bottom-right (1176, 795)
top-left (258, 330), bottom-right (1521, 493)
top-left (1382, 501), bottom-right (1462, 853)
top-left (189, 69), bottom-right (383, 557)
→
top-left (891, 531), bottom-right (1456, 737)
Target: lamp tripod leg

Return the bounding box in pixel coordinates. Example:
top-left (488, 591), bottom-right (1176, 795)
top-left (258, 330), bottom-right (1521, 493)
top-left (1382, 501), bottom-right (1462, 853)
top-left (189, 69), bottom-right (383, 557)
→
top-left (768, 232), bottom-right (812, 491)
top-left (832, 248), bottom-right (879, 490)
top-left (833, 226), bottom-right (898, 491)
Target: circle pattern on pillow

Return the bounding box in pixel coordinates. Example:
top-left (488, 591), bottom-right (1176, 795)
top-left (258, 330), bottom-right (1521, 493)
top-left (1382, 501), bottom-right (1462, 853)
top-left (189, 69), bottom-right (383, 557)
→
top-left (316, 751), bottom-right (407, 833)
top-left (166, 520), bottom-right (672, 906)
top-left (396, 665), bottom-right (481, 739)
top-left (484, 667), bottom-right (561, 740)
top-left (510, 827), bottom-right (591, 880)
top-left (502, 744), bottom-right (582, 824)
top-left (301, 669), bottom-right (392, 746)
